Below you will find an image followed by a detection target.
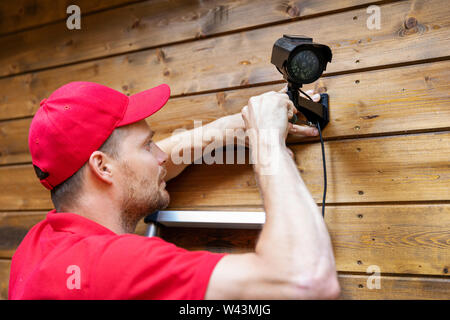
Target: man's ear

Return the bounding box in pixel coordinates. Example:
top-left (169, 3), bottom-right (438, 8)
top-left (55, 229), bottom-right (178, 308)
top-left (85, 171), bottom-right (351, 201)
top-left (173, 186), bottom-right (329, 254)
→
top-left (88, 151), bottom-right (114, 185)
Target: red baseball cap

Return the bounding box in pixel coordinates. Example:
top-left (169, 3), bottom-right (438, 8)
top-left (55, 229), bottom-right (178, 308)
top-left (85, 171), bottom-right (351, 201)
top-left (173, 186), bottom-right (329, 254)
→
top-left (29, 81), bottom-right (170, 190)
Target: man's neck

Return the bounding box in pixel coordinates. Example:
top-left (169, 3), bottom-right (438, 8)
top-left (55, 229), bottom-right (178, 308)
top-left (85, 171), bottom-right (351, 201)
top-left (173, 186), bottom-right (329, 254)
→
top-left (63, 196), bottom-right (130, 235)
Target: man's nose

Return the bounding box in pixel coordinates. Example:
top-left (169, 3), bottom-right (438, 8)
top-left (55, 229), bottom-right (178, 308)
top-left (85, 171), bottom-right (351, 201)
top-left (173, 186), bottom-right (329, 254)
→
top-left (153, 142), bottom-right (168, 165)
top-left (158, 150), bottom-right (168, 165)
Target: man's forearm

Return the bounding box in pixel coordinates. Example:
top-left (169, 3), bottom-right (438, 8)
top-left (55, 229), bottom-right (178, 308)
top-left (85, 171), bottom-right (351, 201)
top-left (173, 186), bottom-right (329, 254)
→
top-left (252, 141), bottom-right (337, 285)
top-left (156, 113), bottom-right (244, 181)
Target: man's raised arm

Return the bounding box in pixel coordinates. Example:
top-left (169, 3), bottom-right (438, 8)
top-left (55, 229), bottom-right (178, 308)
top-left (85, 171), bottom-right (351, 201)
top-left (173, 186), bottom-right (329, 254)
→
top-left (155, 113), bottom-right (243, 181)
top-left (156, 88), bottom-right (320, 182)
top-left (204, 90), bottom-right (339, 299)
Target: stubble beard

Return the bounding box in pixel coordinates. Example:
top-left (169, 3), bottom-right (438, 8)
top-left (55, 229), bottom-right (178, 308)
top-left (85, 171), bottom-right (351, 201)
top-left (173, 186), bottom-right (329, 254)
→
top-left (119, 164), bottom-right (170, 233)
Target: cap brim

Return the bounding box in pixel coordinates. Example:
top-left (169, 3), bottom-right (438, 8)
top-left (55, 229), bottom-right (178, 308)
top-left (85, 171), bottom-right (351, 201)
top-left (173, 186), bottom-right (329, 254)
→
top-left (117, 84), bottom-right (170, 127)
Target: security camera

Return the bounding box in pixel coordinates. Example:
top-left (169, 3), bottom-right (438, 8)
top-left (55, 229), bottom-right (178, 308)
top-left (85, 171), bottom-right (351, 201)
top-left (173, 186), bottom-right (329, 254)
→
top-left (271, 35), bottom-right (332, 129)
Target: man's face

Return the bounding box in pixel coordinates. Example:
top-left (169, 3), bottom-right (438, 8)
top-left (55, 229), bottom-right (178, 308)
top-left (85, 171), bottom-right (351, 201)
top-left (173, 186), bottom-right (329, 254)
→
top-left (114, 120), bottom-right (169, 231)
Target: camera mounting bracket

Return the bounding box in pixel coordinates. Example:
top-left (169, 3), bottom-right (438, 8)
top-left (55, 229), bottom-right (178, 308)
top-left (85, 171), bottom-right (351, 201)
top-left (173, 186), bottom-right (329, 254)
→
top-left (286, 84), bottom-right (329, 130)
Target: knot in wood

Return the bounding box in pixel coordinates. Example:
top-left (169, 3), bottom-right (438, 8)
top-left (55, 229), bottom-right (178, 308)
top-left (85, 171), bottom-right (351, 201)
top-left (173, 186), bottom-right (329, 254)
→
top-left (131, 19), bottom-right (141, 29)
top-left (405, 17), bottom-right (417, 29)
top-left (286, 5), bottom-right (300, 17)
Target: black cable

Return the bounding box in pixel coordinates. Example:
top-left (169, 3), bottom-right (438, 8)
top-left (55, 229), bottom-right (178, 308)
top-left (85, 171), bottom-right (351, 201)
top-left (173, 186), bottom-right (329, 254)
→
top-left (299, 88), bottom-right (312, 101)
top-left (298, 89), bottom-right (327, 217)
top-left (316, 120), bottom-right (327, 218)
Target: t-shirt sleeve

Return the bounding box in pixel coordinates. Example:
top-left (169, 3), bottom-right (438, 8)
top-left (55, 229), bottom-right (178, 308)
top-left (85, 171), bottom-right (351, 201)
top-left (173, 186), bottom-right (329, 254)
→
top-left (90, 234), bottom-right (226, 299)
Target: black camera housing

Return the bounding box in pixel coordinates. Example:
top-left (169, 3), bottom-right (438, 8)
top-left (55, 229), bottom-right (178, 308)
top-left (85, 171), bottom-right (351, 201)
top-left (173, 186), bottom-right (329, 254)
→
top-left (271, 35), bottom-right (332, 85)
top-left (271, 35), bottom-right (332, 129)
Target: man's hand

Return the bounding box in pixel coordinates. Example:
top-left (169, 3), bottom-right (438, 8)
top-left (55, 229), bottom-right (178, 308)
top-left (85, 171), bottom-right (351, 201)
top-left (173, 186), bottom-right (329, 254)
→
top-left (224, 86), bottom-right (321, 147)
top-left (277, 85), bottom-right (321, 137)
top-left (239, 86), bottom-right (321, 159)
top-left (241, 90), bottom-right (295, 146)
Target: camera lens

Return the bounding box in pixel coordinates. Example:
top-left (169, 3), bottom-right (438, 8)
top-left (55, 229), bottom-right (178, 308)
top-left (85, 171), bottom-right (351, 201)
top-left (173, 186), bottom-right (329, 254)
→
top-left (288, 50), bottom-right (320, 83)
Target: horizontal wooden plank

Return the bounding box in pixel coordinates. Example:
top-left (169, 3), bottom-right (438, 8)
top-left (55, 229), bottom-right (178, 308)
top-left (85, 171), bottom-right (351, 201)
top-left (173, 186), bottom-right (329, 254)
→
top-left (2, 0), bottom-right (449, 120)
top-left (1, 204), bottom-right (449, 276)
top-left (0, 118), bottom-right (31, 165)
top-left (150, 60), bottom-right (450, 140)
top-left (0, 259), bottom-right (9, 299)
top-left (0, 211), bottom-right (45, 259)
top-left (1, 60), bottom-right (449, 165)
top-left (0, 0), bottom-right (141, 36)
top-left (0, 258), bottom-right (448, 299)
top-left (0, 165), bottom-right (50, 210)
top-left (158, 205), bottom-right (450, 276)
top-left (338, 274), bottom-right (450, 299)
top-left (0, 0), bottom-right (376, 76)
top-left (165, 131), bottom-right (450, 206)
top-left (0, 132), bottom-right (448, 210)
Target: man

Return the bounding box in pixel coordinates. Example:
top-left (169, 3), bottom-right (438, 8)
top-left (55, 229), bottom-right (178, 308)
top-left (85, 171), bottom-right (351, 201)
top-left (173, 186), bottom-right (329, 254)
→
top-left (9, 81), bottom-right (339, 299)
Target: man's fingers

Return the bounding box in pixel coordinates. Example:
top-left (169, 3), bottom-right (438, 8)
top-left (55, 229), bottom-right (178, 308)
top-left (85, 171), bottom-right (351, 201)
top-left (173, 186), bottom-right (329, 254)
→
top-left (289, 124), bottom-right (319, 136)
top-left (312, 93), bottom-right (321, 102)
top-left (302, 92), bottom-right (321, 102)
top-left (300, 89), bottom-right (321, 102)
top-left (286, 100), bottom-right (296, 120)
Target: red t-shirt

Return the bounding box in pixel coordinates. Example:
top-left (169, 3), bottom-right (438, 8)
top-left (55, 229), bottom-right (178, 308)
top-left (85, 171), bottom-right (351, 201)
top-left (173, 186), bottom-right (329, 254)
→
top-left (9, 210), bottom-right (226, 300)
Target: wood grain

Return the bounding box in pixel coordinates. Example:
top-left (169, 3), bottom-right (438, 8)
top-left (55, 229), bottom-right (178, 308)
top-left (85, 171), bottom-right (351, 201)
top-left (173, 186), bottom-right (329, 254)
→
top-left (157, 205), bottom-right (450, 276)
top-left (338, 274), bottom-right (450, 299)
top-left (0, 259), bottom-right (10, 299)
top-left (1, 0), bottom-right (449, 120)
top-left (1, 0), bottom-right (449, 301)
top-left (165, 131), bottom-right (450, 206)
top-left (0, 0), bottom-right (141, 35)
top-left (150, 60), bottom-right (450, 140)
top-left (0, 211), bottom-right (45, 259)
top-left (0, 131), bottom-right (448, 210)
top-left (0, 0), bottom-right (376, 76)
top-left (1, 60), bottom-right (449, 165)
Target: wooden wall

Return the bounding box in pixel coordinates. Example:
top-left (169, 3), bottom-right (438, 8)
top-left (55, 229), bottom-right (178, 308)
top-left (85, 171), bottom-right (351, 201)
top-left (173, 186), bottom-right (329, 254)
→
top-left (0, 0), bottom-right (449, 299)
